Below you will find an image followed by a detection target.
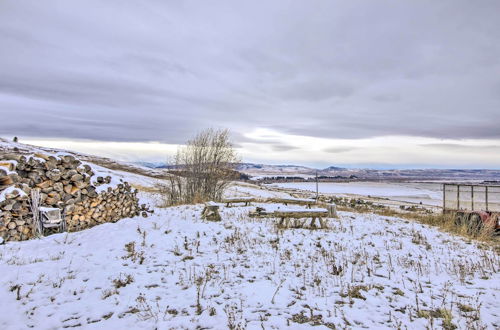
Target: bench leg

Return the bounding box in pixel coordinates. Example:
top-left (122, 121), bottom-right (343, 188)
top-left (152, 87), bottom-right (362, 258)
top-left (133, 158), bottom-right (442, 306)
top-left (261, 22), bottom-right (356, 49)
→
top-left (318, 217), bottom-right (325, 229)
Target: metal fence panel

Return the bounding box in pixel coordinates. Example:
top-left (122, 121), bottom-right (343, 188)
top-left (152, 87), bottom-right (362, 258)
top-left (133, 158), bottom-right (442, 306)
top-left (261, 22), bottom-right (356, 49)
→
top-left (443, 184), bottom-right (500, 212)
top-left (443, 184), bottom-right (458, 210)
top-left (487, 186), bottom-right (500, 212)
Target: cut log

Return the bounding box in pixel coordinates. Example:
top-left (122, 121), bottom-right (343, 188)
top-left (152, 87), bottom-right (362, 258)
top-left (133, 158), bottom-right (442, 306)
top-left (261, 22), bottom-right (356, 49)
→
top-left (0, 176), bottom-right (14, 186)
top-left (0, 162), bottom-right (16, 172)
top-left (0, 154), bottom-right (26, 162)
top-left (71, 174), bottom-right (83, 182)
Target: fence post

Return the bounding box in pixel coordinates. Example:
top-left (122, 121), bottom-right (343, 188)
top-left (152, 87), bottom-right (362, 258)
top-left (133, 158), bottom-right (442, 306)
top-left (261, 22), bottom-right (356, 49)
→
top-left (457, 185), bottom-right (460, 210)
top-left (471, 185), bottom-right (474, 211)
top-left (442, 184), bottom-right (446, 213)
top-left (485, 186), bottom-right (489, 212)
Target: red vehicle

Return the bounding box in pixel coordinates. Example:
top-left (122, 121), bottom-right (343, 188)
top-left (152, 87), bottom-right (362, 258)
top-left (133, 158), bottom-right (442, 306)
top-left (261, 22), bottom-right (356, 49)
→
top-left (442, 184), bottom-right (500, 232)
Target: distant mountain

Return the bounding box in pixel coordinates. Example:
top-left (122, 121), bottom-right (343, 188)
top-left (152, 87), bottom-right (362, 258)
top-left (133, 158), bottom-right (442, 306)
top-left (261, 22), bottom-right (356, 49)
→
top-left (236, 163), bottom-right (500, 182)
top-left (237, 163), bottom-right (314, 174)
top-left (133, 160), bottom-right (500, 182)
top-left (135, 161), bottom-right (167, 169)
top-left (322, 166), bottom-right (347, 171)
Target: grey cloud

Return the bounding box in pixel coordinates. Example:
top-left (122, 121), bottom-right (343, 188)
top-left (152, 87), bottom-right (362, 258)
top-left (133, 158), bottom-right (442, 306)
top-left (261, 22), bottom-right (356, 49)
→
top-left (323, 147), bottom-right (359, 154)
top-left (271, 144), bottom-right (300, 152)
top-left (275, 78), bottom-right (355, 101)
top-left (421, 144), bottom-right (500, 152)
top-left (0, 0), bottom-right (499, 146)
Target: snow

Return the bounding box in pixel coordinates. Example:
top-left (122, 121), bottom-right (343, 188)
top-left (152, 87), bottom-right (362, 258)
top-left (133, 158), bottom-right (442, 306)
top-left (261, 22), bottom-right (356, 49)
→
top-left (224, 181), bottom-right (293, 199)
top-left (250, 174), bottom-right (315, 180)
top-left (0, 193), bottom-right (498, 329)
top-left (223, 197), bottom-right (255, 202)
top-left (39, 207), bottom-right (60, 212)
top-left (0, 140), bottom-right (498, 329)
top-left (275, 208), bottom-right (328, 213)
top-left (82, 161), bottom-right (161, 192)
top-left (277, 197), bottom-right (316, 202)
top-left (0, 138), bottom-right (170, 182)
top-left (238, 163), bottom-right (500, 182)
top-left (0, 160), bottom-right (18, 175)
top-left (271, 181), bottom-right (444, 206)
top-left (0, 186), bottom-right (26, 202)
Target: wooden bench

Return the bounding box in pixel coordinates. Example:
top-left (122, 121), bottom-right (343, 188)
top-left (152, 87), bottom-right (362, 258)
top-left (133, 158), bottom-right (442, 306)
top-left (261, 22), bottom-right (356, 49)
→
top-left (222, 197), bottom-right (255, 207)
top-left (273, 208), bottom-right (329, 229)
top-left (268, 197), bottom-right (317, 209)
top-left (201, 201), bottom-right (221, 221)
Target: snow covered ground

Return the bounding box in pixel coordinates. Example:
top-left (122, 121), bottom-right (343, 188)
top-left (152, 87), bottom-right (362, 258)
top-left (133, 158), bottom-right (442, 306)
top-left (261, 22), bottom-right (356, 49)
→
top-left (1, 192), bottom-right (498, 329)
top-left (224, 182), bottom-right (292, 200)
top-left (271, 182), bottom-right (444, 207)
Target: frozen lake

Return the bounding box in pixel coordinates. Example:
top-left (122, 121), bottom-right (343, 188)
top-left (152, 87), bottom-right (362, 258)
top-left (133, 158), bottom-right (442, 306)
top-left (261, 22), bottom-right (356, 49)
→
top-left (270, 181), bottom-right (444, 206)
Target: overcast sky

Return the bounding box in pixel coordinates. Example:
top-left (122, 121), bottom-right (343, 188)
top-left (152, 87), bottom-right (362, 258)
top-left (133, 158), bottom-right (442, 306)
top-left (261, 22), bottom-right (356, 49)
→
top-left (1, 0), bottom-right (499, 168)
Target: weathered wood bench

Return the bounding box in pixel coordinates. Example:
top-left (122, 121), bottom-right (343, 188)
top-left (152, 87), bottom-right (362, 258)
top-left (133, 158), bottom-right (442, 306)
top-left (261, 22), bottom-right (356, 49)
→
top-left (222, 197), bottom-right (255, 207)
top-left (273, 208), bottom-right (329, 229)
top-left (268, 197), bottom-right (317, 209)
top-left (201, 201), bottom-right (221, 221)
top-left (325, 203), bottom-right (338, 218)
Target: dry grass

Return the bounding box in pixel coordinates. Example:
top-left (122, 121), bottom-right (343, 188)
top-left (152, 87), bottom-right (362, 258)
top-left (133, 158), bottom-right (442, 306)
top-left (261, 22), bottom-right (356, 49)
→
top-left (130, 184), bottom-right (162, 193)
top-left (337, 204), bottom-right (499, 249)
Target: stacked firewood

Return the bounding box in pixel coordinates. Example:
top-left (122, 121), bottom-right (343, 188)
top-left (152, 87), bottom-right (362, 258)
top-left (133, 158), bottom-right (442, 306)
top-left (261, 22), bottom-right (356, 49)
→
top-left (0, 187), bottom-right (30, 241)
top-left (0, 153), bottom-right (151, 242)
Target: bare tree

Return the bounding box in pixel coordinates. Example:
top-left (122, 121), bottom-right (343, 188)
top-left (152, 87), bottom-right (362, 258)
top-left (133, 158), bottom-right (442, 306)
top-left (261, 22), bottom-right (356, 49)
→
top-left (160, 128), bottom-right (239, 205)
top-left (156, 174), bottom-right (184, 207)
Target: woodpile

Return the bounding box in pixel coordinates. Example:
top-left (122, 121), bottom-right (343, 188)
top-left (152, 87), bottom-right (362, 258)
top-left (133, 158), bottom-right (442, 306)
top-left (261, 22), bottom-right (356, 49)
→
top-left (0, 152), bottom-right (151, 242)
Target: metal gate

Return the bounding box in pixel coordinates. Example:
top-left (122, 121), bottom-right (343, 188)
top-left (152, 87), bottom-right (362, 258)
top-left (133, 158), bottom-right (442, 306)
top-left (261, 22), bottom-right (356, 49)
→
top-left (443, 184), bottom-right (500, 212)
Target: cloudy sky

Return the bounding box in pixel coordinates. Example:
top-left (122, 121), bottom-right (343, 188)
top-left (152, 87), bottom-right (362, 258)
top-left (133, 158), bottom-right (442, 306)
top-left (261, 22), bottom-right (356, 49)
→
top-left (1, 0), bottom-right (499, 168)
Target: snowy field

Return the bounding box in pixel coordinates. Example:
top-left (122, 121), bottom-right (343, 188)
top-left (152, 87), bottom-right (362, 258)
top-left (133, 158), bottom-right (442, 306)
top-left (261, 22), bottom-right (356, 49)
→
top-left (270, 182), bottom-right (444, 206)
top-left (224, 182), bottom-right (292, 200)
top-left (1, 196), bottom-right (498, 329)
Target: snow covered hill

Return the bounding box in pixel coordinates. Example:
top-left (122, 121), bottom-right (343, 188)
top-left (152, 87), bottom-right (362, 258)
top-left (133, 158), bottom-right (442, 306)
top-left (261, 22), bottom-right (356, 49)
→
top-left (0, 199), bottom-right (498, 329)
top-left (0, 138), bottom-right (171, 181)
top-left (1, 138), bottom-right (499, 329)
